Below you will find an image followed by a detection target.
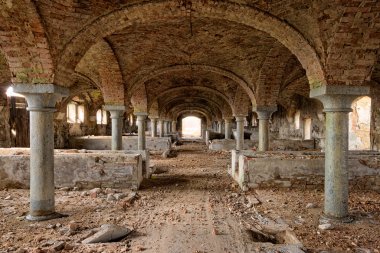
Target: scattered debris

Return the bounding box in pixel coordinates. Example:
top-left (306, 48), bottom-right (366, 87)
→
top-left (82, 224), bottom-right (132, 244)
top-left (318, 223), bottom-right (334, 230)
top-left (306, 203), bottom-right (317, 209)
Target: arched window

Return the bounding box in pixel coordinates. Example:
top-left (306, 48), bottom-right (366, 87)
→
top-left (96, 108), bottom-right (107, 125)
top-left (304, 118), bottom-right (312, 140)
top-left (67, 102), bottom-right (84, 123)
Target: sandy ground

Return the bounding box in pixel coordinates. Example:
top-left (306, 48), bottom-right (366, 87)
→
top-left (0, 141), bottom-right (379, 253)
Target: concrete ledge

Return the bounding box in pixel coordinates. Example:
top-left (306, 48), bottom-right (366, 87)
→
top-left (230, 150), bottom-right (380, 192)
top-left (0, 149), bottom-right (143, 190)
top-left (69, 136), bottom-right (171, 154)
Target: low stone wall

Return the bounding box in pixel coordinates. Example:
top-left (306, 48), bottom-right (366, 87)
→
top-left (210, 139), bottom-right (255, 151)
top-left (68, 136), bottom-right (171, 154)
top-left (80, 149), bottom-right (153, 179)
top-left (0, 148), bottom-right (143, 190)
top-left (230, 150), bottom-right (380, 192)
top-left (211, 139), bottom-right (315, 151)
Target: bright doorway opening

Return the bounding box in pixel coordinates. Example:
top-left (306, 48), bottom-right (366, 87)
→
top-left (349, 96), bottom-right (371, 150)
top-left (182, 116), bottom-right (201, 138)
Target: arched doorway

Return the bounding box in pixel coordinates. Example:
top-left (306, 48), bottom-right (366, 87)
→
top-left (182, 116), bottom-right (201, 138)
top-left (349, 96), bottom-right (371, 150)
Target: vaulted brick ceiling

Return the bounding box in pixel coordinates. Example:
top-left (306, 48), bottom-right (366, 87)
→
top-left (1, 0), bottom-right (379, 118)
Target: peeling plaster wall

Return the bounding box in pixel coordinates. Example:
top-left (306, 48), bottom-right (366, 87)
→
top-left (270, 100), bottom-right (325, 149)
top-left (349, 96), bottom-right (371, 150)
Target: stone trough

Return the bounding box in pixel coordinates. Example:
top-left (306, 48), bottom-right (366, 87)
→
top-left (69, 136), bottom-right (171, 154)
top-left (210, 139), bottom-right (315, 151)
top-left (0, 148), bottom-right (144, 190)
top-left (230, 150), bottom-right (380, 191)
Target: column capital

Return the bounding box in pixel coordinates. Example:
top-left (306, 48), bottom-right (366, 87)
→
top-left (234, 116), bottom-right (246, 122)
top-left (104, 104), bottom-right (125, 111)
top-left (13, 84), bottom-right (69, 112)
top-left (136, 114), bottom-right (147, 120)
top-left (253, 105), bottom-right (277, 120)
top-left (310, 85), bottom-right (370, 112)
top-left (105, 105), bottom-right (125, 118)
top-left (134, 112), bottom-right (148, 115)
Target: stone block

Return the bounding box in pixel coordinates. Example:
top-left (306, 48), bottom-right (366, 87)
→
top-left (0, 148), bottom-right (143, 190)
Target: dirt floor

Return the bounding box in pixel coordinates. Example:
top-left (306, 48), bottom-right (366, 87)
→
top-left (0, 141), bottom-right (379, 252)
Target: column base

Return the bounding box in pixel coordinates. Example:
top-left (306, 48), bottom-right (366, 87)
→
top-left (319, 214), bottom-right (354, 225)
top-left (26, 212), bottom-right (66, 221)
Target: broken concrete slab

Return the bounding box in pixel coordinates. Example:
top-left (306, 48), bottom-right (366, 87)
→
top-left (82, 224), bottom-right (132, 244)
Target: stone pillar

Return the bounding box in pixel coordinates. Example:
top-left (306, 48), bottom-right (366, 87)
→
top-left (311, 85), bottom-right (369, 220)
top-left (13, 84), bottom-right (68, 221)
top-left (235, 116), bottom-right (245, 150)
top-left (254, 107), bottom-right (276, 152)
top-left (158, 119), bottom-right (164, 137)
top-left (172, 120), bottom-right (176, 133)
top-left (105, 105), bottom-right (125, 150)
top-left (217, 121), bottom-right (222, 133)
top-left (162, 121), bottom-right (166, 135)
top-left (150, 118), bottom-right (157, 137)
top-left (136, 113), bottom-right (147, 150)
top-left (167, 121), bottom-right (170, 134)
top-left (224, 118), bottom-right (233, 139)
top-left (205, 130), bottom-right (210, 145)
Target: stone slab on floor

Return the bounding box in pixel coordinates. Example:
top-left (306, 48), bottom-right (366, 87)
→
top-left (0, 149), bottom-right (143, 190)
top-left (230, 150), bottom-right (380, 191)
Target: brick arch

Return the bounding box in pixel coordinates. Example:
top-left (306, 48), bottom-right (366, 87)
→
top-left (161, 101), bottom-right (223, 121)
top-left (56, 0), bottom-right (326, 89)
top-left (176, 110), bottom-right (212, 126)
top-left (148, 100), bottom-right (159, 118)
top-left (255, 43), bottom-right (293, 106)
top-left (130, 64), bottom-right (255, 105)
top-left (177, 111), bottom-right (210, 121)
top-left (131, 84), bottom-right (148, 113)
top-left (78, 40), bottom-right (124, 104)
top-left (171, 107), bottom-right (215, 124)
top-left (149, 85), bottom-right (233, 116)
top-left (0, 1), bottom-right (54, 84)
top-left (155, 89), bottom-right (232, 119)
top-left (324, 2), bottom-right (380, 86)
top-left (232, 86), bottom-right (251, 116)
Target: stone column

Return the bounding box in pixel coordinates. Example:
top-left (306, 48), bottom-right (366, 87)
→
top-left (166, 121), bottom-right (170, 134)
top-left (311, 85), bottom-right (369, 220)
top-left (105, 105), bottom-right (125, 150)
top-left (13, 84), bottom-right (68, 221)
top-left (224, 117), bottom-right (233, 139)
top-left (158, 119), bottom-right (164, 137)
top-left (150, 118), bottom-right (157, 137)
top-left (254, 106), bottom-right (276, 152)
top-left (136, 113), bottom-right (147, 150)
top-left (172, 120), bottom-right (176, 133)
top-left (205, 130), bottom-right (210, 145)
top-left (235, 116), bottom-right (245, 150)
top-left (217, 121), bottom-right (222, 133)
